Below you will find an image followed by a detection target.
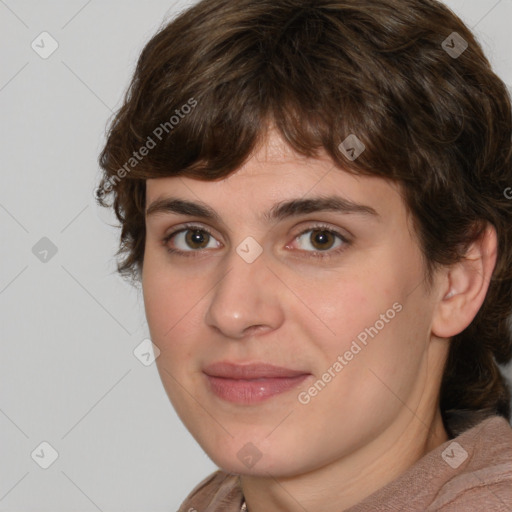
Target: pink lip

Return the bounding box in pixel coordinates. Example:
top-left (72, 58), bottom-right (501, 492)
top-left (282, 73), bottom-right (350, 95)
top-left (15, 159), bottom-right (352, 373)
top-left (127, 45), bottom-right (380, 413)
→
top-left (203, 362), bottom-right (311, 404)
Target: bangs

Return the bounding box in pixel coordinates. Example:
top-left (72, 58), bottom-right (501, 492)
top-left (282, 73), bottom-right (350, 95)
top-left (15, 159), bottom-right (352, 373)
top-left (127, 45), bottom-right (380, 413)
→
top-left (99, 5), bottom-right (412, 186)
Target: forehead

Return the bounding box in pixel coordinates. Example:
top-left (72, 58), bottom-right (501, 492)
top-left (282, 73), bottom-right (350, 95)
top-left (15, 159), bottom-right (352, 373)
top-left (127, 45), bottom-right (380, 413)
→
top-left (251, 127), bottom-right (311, 163)
top-left (145, 129), bottom-right (406, 222)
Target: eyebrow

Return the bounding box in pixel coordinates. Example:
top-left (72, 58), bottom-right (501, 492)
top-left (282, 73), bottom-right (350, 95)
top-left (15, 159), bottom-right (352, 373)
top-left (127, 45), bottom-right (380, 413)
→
top-left (145, 195), bottom-right (379, 223)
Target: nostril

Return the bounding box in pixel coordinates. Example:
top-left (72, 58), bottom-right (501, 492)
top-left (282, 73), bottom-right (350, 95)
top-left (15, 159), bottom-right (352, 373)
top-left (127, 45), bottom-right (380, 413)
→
top-left (243, 324), bottom-right (269, 336)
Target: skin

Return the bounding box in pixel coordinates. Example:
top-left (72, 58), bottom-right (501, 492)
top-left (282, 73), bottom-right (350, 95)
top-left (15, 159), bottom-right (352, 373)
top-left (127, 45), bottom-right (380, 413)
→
top-left (142, 130), bottom-right (496, 511)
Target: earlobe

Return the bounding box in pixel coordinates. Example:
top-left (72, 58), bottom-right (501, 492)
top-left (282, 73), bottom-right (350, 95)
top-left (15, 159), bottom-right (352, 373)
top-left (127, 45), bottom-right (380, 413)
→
top-left (432, 224), bottom-right (497, 339)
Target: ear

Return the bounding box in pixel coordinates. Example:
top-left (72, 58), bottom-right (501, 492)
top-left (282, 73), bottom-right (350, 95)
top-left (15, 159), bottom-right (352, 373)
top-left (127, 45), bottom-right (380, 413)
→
top-left (431, 223), bottom-right (498, 338)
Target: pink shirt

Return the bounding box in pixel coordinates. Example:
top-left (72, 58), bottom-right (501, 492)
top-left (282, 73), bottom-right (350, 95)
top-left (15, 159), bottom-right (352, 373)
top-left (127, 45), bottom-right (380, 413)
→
top-left (178, 415), bottom-right (512, 511)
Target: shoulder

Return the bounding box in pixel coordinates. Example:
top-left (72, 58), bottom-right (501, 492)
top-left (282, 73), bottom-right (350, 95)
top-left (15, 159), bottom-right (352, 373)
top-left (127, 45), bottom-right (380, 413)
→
top-left (427, 416), bottom-right (512, 511)
top-left (177, 469), bottom-right (243, 512)
top-left (347, 415), bottom-right (512, 512)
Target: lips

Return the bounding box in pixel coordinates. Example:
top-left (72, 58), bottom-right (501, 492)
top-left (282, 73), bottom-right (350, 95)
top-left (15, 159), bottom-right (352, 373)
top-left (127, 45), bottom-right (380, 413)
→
top-left (203, 362), bottom-right (311, 404)
top-left (204, 362), bottom-right (308, 379)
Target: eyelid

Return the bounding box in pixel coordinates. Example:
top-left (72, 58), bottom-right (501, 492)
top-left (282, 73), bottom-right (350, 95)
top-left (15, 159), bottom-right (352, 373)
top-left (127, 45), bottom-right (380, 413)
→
top-left (285, 223), bottom-right (351, 257)
top-left (291, 221), bottom-right (351, 242)
top-left (162, 222), bottom-right (222, 250)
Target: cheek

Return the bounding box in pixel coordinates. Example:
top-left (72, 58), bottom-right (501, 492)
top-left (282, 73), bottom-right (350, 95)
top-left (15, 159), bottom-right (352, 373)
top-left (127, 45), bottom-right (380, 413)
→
top-left (143, 270), bottom-right (202, 409)
top-left (291, 257), bottom-right (430, 399)
top-left (326, 286), bottom-right (435, 417)
top-left (142, 257), bottom-right (202, 358)
top-left (289, 263), bottom-right (397, 358)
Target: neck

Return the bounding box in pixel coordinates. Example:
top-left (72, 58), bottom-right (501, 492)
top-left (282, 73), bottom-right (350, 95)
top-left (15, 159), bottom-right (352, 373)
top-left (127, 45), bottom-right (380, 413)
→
top-left (240, 407), bottom-right (448, 512)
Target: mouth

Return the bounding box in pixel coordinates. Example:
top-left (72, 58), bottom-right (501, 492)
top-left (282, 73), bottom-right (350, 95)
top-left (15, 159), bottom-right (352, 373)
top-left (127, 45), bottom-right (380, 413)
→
top-left (202, 362), bottom-right (311, 404)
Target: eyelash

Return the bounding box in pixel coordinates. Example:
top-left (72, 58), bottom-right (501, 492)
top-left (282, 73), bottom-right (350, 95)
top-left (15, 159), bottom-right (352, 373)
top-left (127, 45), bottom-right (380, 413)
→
top-left (161, 222), bottom-right (351, 260)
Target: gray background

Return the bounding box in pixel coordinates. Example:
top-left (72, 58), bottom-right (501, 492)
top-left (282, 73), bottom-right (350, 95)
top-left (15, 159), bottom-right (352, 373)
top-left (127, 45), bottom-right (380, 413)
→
top-left (1, 1), bottom-right (511, 511)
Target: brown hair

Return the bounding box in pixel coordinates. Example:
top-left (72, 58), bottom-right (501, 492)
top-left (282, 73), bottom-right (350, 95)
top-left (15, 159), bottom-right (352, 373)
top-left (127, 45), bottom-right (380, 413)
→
top-left (97, 0), bottom-right (512, 436)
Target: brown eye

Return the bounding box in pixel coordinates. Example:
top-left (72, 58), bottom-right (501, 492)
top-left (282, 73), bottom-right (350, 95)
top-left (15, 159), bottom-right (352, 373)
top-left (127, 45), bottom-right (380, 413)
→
top-left (185, 229), bottom-right (211, 249)
top-left (291, 226), bottom-right (347, 255)
top-left (163, 226), bottom-right (221, 254)
top-left (309, 229), bottom-right (336, 250)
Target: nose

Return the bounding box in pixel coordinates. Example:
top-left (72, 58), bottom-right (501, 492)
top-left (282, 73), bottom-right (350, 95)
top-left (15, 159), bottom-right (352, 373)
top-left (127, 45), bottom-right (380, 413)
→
top-left (204, 246), bottom-right (285, 340)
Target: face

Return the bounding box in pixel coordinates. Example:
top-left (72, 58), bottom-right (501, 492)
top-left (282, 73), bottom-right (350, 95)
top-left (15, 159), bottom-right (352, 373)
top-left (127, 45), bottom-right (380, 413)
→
top-left (142, 131), bottom-right (447, 477)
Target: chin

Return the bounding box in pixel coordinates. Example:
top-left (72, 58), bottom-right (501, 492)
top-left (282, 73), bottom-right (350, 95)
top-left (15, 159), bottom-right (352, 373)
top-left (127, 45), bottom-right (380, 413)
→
top-left (196, 433), bottom-right (313, 478)
top-left (213, 454), bottom-right (302, 477)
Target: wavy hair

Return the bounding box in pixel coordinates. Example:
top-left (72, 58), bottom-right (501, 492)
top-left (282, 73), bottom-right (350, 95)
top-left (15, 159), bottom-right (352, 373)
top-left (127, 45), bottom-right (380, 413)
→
top-left (97, 0), bottom-right (512, 436)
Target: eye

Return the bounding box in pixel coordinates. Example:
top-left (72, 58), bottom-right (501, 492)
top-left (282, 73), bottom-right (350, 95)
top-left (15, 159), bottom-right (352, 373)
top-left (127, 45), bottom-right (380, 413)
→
top-left (162, 225), bottom-right (221, 255)
top-left (162, 223), bottom-right (350, 259)
top-left (288, 225), bottom-right (349, 257)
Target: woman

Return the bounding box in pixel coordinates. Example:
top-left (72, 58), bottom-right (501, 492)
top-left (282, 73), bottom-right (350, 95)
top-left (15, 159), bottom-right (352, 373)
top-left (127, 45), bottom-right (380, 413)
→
top-left (97, 0), bottom-right (512, 509)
